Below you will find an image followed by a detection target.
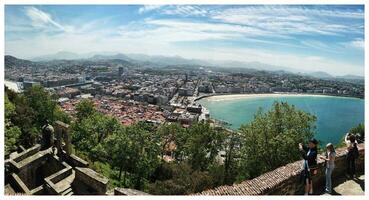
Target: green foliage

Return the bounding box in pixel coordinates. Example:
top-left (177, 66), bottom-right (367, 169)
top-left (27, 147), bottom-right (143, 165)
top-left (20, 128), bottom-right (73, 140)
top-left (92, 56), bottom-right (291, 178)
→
top-left (147, 122), bottom-right (230, 194)
top-left (5, 85), bottom-right (320, 194)
top-left (5, 126), bottom-right (21, 154)
top-left (5, 94), bottom-right (21, 154)
top-left (23, 85), bottom-right (57, 128)
top-left (122, 124), bottom-right (161, 189)
top-left (5, 86), bottom-right (71, 150)
top-left (71, 112), bottom-right (120, 162)
top-left (183, 122), bottom-right (228, 171)
top-left (156, 123), bottom-right (184, 161)
top-left (350, 123), bottom-right (364, 142)
top-left (147, 162), bottom-right (215, 195)
top-left (72, 109), bottom-right (161, 190)
top-left (238, 101), bottom-right (316, 179)
top-left (75, 99), bottom-right (96, 121)
top-left (5, 93), bottom-right (15, 121)
top-left (54, 106), bottom-right (72, 124)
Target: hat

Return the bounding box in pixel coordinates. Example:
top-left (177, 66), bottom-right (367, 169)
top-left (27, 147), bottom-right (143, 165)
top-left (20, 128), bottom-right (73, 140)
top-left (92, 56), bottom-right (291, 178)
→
top-left (309, 138), bottom-right (318, 145)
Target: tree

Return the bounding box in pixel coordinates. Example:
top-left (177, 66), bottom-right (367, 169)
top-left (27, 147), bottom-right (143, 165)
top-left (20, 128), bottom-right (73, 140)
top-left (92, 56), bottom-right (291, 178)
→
top-left (125, 123), bottom-right (161, 189)
top-left (71, 112), bottom-right (121, 162)
top-left (104, 128), bottom-right (131, 185)
top-left (23, 85), bottom-right (57, 128)
top-left (5, 94), bottom-right (15, 125)
top-left (75, 99), bottom-right (96, 121)
top-left (184, 122), bottom-right (227, 171)
top-left (350, 123), bottom-right (364, 142)
top-left (7, 91), bottom-right (38, 148)
top-left (238, 101), bottom-right (316, 179)
top-left (156, 123), bottom-right (184, 162)
top-left (54, 106), bottom-right (72, 124)
top-left (222, 130), bottom-right (241, 184)
top-left (5, 94), bottom-right (21, 154)
top-left (148, 162), bottom-right (217, 195)
top-left (5, 86), bottom-right (72, 149)
top-left (5, 126), bottom-right (21, 155)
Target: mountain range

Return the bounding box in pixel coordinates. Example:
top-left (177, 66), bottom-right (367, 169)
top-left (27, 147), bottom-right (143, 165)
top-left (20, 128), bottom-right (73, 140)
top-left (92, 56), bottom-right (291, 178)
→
top-left (12, 51), bottom-right (364, 80)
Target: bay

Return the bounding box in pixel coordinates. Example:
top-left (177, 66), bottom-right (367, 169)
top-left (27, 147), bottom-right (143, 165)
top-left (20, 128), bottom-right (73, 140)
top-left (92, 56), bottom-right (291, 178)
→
top-left (198, 94), bottom-right (364, 145)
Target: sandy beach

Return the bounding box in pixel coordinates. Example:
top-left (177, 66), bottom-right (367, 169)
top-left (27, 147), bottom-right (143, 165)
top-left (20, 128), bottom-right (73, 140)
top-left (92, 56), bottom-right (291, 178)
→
top-left (200, 93), bottom-right (332, 102)
top-left (4, 80), bottom-right (21, 93)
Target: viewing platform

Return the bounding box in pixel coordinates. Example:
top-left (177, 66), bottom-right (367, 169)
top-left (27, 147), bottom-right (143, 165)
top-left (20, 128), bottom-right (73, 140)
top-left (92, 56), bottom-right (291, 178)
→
top-left (197, 144), bottom-right (364, 195)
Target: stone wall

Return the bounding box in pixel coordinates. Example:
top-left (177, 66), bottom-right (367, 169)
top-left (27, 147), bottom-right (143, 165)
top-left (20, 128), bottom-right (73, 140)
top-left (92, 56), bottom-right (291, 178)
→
top-left (114, 188), bottom-right (150, 195)
top-left (197, 144), bottom-right (364, 195)
top-left (73, 167), bottom-right (109, 195)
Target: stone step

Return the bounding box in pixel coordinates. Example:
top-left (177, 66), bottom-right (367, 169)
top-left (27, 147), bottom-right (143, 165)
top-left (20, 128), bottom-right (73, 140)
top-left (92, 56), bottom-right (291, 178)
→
top-left (60, 187), bottom-right (73, 196)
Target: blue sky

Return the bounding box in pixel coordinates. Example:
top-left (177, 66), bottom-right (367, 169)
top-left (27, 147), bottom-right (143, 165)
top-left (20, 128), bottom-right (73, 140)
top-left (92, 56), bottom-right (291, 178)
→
top-left (5, 5), bottom-right (364, 76)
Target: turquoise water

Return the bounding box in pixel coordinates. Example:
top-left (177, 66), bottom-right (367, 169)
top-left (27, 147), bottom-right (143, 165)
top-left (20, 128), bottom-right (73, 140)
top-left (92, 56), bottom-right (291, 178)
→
top-left (198, 95), bottom-right (364, 145)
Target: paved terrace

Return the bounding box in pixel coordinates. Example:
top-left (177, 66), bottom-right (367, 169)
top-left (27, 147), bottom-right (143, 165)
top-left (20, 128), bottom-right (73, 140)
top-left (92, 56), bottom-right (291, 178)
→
top-left (197, 144), bottom-right (364, 195)
top-left (321, 174), bottom-right (364, 195)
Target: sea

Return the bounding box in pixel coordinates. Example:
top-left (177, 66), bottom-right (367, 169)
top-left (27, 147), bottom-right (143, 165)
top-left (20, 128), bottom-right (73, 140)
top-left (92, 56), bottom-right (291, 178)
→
top-left (198, 95), bottom-right (364, 145)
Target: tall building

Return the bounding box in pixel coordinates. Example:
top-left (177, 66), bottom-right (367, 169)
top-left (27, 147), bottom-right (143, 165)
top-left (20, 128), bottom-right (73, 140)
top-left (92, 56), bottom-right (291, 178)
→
top-left (118, 67), bottom-right (124, 76)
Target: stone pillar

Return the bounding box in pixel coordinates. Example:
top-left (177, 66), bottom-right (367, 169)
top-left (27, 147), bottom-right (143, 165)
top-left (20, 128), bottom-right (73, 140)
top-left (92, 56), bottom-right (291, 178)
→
top-left (63, 124), bottom-right (72, 155)
top-left (41, 123), bottom-right (54, 150)
top-left (55, 121), bottom-right (72, 155)
top-left (54, 121), bottom-right (64, 154)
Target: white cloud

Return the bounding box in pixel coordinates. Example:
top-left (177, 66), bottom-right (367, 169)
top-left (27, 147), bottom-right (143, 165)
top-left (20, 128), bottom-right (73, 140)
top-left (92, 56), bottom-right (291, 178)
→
top-left (5, 28), bottom-right (363, 76)
top-left (138, 5), bottom-right (209, 17)
top-left (347, 38), bottom-right (364, 49)
top-left (162, 5), bottom-right (208, 17)
top-left (24, 6), bottom-right (72, 32)
top-left (5, 5), bottom-right (364, 76)
top-left (300, 40), bottom-right (340, 53)
top-left (210, 6), bottom-right (363, 36)
top-left (138, 5), bottom-right (164, 14)
top-left (117, 18), bottom-right (272, 44)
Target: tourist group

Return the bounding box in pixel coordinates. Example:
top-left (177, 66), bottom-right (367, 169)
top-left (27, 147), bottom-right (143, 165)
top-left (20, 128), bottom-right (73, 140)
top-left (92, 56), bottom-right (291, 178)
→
top-left (299, 133), bottom-right (361, 195)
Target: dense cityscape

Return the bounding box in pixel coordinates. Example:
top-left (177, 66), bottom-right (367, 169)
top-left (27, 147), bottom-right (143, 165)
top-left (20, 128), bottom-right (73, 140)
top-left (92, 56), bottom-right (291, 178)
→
top-left (5, 55), bottom-right (364, 128)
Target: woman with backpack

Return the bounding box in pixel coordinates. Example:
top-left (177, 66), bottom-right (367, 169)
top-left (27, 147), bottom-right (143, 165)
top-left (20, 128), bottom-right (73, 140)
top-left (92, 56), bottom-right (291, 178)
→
top-left (320, 143), bottom-right (336, 194)
top-left (299, 138), bottom-right (318, 195)
top-left (345, 133), bottom-right (359, 179)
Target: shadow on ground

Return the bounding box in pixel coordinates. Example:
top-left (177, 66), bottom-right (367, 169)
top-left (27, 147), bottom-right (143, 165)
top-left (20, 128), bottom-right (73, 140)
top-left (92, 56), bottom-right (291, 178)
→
top-left (317, 174), bottom-right (365, 195)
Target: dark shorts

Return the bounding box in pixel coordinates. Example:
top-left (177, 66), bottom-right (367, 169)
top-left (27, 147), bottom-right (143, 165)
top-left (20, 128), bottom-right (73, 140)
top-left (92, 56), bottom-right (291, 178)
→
top-left (303, 168), bottom-right (317, 185)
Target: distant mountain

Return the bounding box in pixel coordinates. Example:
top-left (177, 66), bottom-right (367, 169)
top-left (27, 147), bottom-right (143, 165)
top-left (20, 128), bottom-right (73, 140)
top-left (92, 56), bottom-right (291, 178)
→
top-left (214, 60), bottom-right (301, 73)
top-left (126, 53), bottom-right (212, 66)
top-left (306, 71), bottom-right (334, 79)
top-left (32, 51), bottom-right (83, 61)
top-left (90, 53), bottom-right (132, 61)
top-left (336, 74), bottom-right (364, 80)
top-left (305, 71), bottom-right (364, 81)
top-left (28, 51), bottom-right (363, 80)
top-left (5, 55), bottom-right (35, 68)
top-left (29, 51), bottom-right (313, 73)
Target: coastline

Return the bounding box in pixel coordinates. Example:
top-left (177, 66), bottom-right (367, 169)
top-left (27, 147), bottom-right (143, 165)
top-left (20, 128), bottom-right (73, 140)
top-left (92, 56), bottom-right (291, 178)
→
top-left (196, 92), bottom-right (363, 102)
top-left (4, 80), bottom-right (21, 93)
top-left (196, 92), bottom-right (364, 146)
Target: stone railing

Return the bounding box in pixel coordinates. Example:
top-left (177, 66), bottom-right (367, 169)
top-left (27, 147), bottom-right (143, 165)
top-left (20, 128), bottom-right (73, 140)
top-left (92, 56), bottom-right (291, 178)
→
top-left (197, 144), bottom-right (364, 195)
top-left (73, 167), bottom-right (109, 195)
top-left (44, 161), bottom-right (73, 195)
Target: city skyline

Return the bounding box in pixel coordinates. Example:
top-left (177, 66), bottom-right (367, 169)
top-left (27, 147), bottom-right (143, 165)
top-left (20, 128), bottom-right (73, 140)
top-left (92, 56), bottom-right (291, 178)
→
top-left (5, 5), bottom-right (365, 76)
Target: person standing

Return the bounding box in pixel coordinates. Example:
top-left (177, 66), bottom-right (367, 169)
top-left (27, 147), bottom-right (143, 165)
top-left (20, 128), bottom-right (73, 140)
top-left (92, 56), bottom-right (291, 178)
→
top-left (299, 138), bottom-right (318, 195)
top-left (41, 120), bottom-right (54, 150)
top-left (320, 143), bottom-right (336, 194)
top-left (345, 133), bottom-right (358, 178)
